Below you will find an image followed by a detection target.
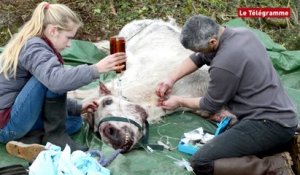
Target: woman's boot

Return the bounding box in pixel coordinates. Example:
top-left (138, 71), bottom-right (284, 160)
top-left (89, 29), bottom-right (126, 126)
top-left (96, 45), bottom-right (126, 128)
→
top-left (42, 94), bottom-right (88, 152)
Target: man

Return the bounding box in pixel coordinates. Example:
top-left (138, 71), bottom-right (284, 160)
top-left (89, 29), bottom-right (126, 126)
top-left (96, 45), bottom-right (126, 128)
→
top-left (156, 14), bottom-right (298, 175)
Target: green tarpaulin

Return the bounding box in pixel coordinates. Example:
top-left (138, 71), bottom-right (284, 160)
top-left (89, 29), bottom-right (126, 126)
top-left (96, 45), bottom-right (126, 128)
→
top-left (0, 19), bottom-right (299, 175)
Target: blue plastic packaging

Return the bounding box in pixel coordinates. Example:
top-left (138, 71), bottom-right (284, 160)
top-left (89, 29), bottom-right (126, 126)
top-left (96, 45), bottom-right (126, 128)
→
top-left (177, 140), bottom-right (200, 155)
top-left (178, 116), bottom-right (232, 155)
top-left (214, 116), bottom-right (231, 136)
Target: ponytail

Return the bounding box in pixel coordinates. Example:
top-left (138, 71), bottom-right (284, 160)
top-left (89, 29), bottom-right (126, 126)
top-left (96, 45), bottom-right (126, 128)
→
top-left (0, 2), bottom-right (82, 79)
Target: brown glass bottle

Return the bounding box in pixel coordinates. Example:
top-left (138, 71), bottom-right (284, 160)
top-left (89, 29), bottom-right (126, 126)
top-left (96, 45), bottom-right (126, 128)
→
top-left (110, 36), bottom-right (126, 74)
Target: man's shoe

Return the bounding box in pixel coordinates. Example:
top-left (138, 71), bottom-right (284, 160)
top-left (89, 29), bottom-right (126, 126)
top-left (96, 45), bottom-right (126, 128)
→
top-left (212, 151), bottom-right (295, 175)
top-left (289, 134), bottom-right (300, 174)
top-left (6, 141), bottom-right (45, 162)
top-left (279, 152), bottom-right (295, 175)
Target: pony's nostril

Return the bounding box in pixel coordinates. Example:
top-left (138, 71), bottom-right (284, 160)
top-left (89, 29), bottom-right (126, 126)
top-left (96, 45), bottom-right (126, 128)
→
top-left (108, 127), bottom-right (115, 135)
top-left (105, 126), bottom-right (115, 136)
top-left (104, 126), bottom-right (120, 141)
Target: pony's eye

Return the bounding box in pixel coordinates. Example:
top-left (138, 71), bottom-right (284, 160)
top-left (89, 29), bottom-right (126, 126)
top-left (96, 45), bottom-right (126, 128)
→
top-left (102, 98), bottom-right (113, 107)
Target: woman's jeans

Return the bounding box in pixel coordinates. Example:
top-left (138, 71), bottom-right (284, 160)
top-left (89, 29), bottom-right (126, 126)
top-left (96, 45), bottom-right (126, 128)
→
top-left (190, 119), bottom-right (297, 174)
top-left (0, 76), bottom-right (82, 143)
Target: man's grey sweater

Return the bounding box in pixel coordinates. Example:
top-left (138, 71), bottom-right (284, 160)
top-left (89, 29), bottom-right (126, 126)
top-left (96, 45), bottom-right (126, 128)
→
top-left (190, 27), bottom-right (298, 127)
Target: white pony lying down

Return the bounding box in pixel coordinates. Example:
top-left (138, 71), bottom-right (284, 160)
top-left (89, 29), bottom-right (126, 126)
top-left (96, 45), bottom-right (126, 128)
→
top-left (70, 19), bottom-right (213, 152)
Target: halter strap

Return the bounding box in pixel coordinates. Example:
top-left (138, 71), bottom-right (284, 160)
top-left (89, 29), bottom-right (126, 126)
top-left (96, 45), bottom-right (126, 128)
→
top-left (98, 115), bottom-right (145, 132)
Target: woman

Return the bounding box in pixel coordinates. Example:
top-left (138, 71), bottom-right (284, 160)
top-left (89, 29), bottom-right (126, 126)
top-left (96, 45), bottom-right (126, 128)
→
top-left (0, 2), bottom-right (126, 152)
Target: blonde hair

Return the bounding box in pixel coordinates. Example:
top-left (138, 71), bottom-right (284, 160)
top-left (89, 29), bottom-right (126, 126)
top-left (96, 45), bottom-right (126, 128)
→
top-left (0, 2), bottom-right (83, 79)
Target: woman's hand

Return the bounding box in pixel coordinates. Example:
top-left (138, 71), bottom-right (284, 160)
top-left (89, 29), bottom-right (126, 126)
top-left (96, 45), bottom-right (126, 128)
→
top-left (95, 52), bottom-right (127, 73)
top-left (81, 100), bottom-right (99, 114)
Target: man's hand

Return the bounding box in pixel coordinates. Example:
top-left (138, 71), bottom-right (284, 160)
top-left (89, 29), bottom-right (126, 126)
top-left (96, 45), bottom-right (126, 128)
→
top-left (156, 78), bottom-right (174, 97)
top-left (209, 109), bottom-right (238, 126)
top-left (158, 95), bottom-right (182, 110)
top-left (156, 77), bottom-right (175, 106)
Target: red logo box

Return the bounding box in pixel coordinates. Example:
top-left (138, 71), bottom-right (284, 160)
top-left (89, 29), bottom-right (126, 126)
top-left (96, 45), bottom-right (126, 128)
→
top-left (237, 7), bottom-right (290, 18)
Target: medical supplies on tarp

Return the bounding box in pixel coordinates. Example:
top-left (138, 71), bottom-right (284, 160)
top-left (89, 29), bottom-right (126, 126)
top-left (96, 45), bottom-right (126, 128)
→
top-left (178, 117), bottom-right (232, 155)
top-left (178, 127), bottom-right (214, 155)
top-left (29, 143), bottom-right (110, 175)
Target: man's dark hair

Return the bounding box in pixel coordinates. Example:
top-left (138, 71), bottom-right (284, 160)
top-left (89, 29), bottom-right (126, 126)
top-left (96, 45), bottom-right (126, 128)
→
top-left (180, 15), bottom-right (220, 51)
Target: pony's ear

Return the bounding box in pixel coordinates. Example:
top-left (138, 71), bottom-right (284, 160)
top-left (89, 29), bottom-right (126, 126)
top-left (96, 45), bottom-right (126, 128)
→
top-left (99, 81), bottom-right (112, 95)
top-left (130, 104), bottom-right (148, 123)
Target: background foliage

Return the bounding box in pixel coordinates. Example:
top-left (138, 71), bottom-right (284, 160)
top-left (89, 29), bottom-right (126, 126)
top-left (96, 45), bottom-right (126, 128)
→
top-left (0, 0), bottom-right (299, 50)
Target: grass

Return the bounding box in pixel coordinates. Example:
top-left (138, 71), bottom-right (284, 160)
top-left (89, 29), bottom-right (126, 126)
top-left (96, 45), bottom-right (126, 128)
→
top-left (0, 0), bottom-right (299, 50)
